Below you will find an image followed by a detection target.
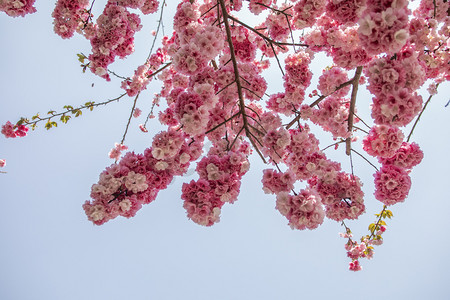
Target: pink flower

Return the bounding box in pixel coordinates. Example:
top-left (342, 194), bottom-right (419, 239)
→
top-left (1, 121), bottom-right (28, 138)
top-left (374, 165), bottom-right (411, 206)
top-left (108, 143), bottom-right (128, 160)
top-left (349, 260), bottom-right (362, 271)
top-left (139, 124), bottom-right (148, 132)
top-left (133, 108), bottom-right (142, 118)
top-left (0, 159), bottom-right (6, 168)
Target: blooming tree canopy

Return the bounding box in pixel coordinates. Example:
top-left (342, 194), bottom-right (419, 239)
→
top-left (1, 0), bottom-right (449, 272)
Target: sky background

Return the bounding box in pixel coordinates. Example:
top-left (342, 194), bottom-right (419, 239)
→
top-left (1, 1), bottom-right (450, 300)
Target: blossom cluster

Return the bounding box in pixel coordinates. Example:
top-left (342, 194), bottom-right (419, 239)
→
top-left (1, 121), bottom-right (28, 138)
top-left (0, 0), bottom-right (36, 17)
top-left (84, 128), bottom-right (203, 225)
top-left (182, 141), bottom-right (250, 226)
top-left (52, 0), bottom-right (90, 39)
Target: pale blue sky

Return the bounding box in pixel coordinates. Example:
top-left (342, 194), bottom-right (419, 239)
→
top-left (1, 2), bottom-right (449, 300)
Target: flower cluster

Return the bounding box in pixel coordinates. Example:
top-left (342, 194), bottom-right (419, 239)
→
top-left (52, 0), bottom-right (90, 39)
top-left (88, 2), bottom-right (143, 80)
top-left (182, 144), bottom-right (250, 226)
top-left (261, 169), bottom-right (295, 195)
top-left (1, 121), bottom-right (28, 138)
top-left (84, 129), bottom-right (203, 225)
top-left (108, 143), bottom-right (128, 160)
top-left (378, 142), bottom-right (424, 170)
top-left (374, 164), bottom-right (411, 206)
top-left (0, 0), bottom-right (36, 17)
top-left (358, 0), bottom-right (410, 55)
top-left (276, 189), bottom-right (325, 230)
top-left (362, 125), bottom-right (404, 158)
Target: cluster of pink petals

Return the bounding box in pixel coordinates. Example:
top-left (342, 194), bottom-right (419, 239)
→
top-left (349, 259), bottom-right (362, 271)
top-left (121, 63), bottom-right (152, 97)
top-left (84, 129), bottom-right (203, 225)
top-left (261, 169), bottom-right (295, 195)
top-left (326, 0), bottom-right (365, 25)
top-left (362, 125), bottom-right (404, 158)
top-left (374, 164), bottom-right (411, 205)
top-left (378, 142), bottom-right (424, 170)
top-left (292, 0), bottom-right (326, 29)
top-left (366, 49), bottom-right (426, 126)
top-left (281, 52), bottom-right (312, 111)
top-left (182, 144), bottom-right (250, 226)
top-left (1, 121), bottom-right (28, 138)
top-left (284, 126), bottom-right (341, 181)
top-left (306, 96), bottom-right (354, 139)
top-left (88, 2), bottom-right (142, 81)
top-left (52, 0), bottom-right (90, 39)
top-left (247, 0), bottom-right (271, 15)
top-left (309, 172), bottom-right (365, 222)
top-left (262, 128), bottom-right (291, 163)
top-left (276, 189), bottom-right (325, 230)
top-left (317, 67), bottom-right (350, 98)
top-left (0, 0), bottom-right (36, 17)
top-left (108, 143), bottom-right (128, 160)
top-left (116, 0), bottom-right (160, 14)
top-left (358, 0), bottom-right (410, 55)
top-left (0, 159), bottom-right (5, 168)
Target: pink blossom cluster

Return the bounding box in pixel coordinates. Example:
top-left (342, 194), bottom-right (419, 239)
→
top-left (174, 84), bottom-right (217, 136)
top-left (317, 67), bottom-right (350, 98)
top-left (261, 169), bottom-right (295, 195)
top-left (261, 128), bottom-right (291, 163)
top-left (84, 129), bottom-right (203, 225)
top-left (108, 143), bottom-right (128, 160)
top-left (182, 146), bottom-right (250, 226)
top-left (1, 121), bottom-right (28, 138)
top-left (88, 2), bottom-right (142, 81)
top-left (284, 126), bottom-right (340, 181)
top-left (362, 125), bottom-right (404, 158)
top-left (265, 6), bottom-right (291, 41)
top-left (378, 142), bottom-right (424, 171)
top-left (366, 48), bottom-right (426, 126)
top-left (292, 0), bottom-right (326, 29)
top-left (309, 171), bottom-right (365, 221)
top-left (341, 224), bottom-right (386, 271)
top-left (276, 189), bottom-right (325, 230)
top-left (358, 0), bottom-right (410, 55)
top-left (52, 0), bottom-right (90, 39)
top-left (247, 0), bottom-right (271, 15)
top-left (374, 164), bottom-right (411, 206)
top-left (121, 63), bottom-right (152, 97)
top-left (326, 0), bottom-right (366, 25)
top-left (281, 52), bottom-right (313, 111)
top-left (304, 96), bottom-right (354, 139)
top-left (0, 0), bottom-right (36, 17)
top-left (116, 0), bottom-right (160, 14)
top-left (0, 159), bottom-right (5, 168)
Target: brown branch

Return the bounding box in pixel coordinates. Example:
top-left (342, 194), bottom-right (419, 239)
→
top-left (285, 78), bottom-right (354, 130)
top-left (120, 92), bottom-right (140, 145)
top-left (218, 0), bottom-right (266, 164)
top-left (204, 111), bottom-right (240, 135)
top-left (345, 66), bottom-right (363, 155)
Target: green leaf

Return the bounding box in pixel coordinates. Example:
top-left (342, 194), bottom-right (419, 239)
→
top-left (74, 110), bottom-right (82, 117)
top-left (45, 121), bottom-right (52, 130)
top-left (77, 53), bottom-right (86, 64)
